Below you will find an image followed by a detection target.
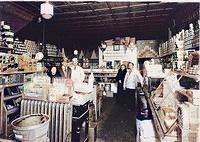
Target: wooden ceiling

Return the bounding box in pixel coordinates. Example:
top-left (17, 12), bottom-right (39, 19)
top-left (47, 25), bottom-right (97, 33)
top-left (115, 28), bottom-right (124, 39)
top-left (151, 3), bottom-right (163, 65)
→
top-left (13, 2), bottom-right (183, 40)
top-left (5, 2), bottom-right (197, 52)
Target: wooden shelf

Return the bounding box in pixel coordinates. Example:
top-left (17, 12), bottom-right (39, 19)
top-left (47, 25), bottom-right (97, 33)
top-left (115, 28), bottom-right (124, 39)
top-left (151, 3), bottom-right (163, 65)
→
top-left (0, 82), bottom-right (24, 88)
top-left (160, 51), bottom-right (176, 57)
top-left (138, 56), bottom-right (159, 59)
top-left (4, 94), bottom-right (22, 101)
top-left (175, 90), bottom-right (193, 101)
top-left (84, 71), bottom-right (118, 74)
top-left (0, 66), bottom-right (42, 137)
top-left (94, 76), bottom-right (115, 78)
top-left (185, 45), bottom-right (199, 50)
top-left (0, 47), bottom-right (14, 50)
top-left (7, 107), bottom-right (19, 115)
top-left (0, 70), bottom-right (43, 75)
top-left (45, 56), bottom-right (63, 58)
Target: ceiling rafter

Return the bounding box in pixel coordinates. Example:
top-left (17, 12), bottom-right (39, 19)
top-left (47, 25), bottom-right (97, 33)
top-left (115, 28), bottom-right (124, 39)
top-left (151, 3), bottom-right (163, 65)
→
top-left (54, 19), bottom-right (166, 30)
top-left (65, 25), bottom-right (165, 33)
top-left (12, 1), bottom-right (188, 41)
top-left (144, 3), bottom-right (149, 24)
top-left (106, 2), bottom-right (118, 28)
top-left (128, 2), bottom-right (131, 25)
top-left (54, 14), bottom-right (168, 25)
top-left (87, 3), bottom-right (106, 30)
top-left (65, 2), bottom-right (81, 16)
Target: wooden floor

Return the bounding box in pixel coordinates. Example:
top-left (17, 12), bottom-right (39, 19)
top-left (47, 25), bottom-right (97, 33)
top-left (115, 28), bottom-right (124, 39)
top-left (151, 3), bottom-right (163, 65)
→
top-left (1, 97), bottom-right (143, 142)
top-left (96, 97), bottom-right (136, 142)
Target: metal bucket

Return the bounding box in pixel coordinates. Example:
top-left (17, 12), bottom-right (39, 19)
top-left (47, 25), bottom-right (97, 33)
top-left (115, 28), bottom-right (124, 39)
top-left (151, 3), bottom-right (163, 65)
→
top-left (11, 114), bottom-right (49, 142)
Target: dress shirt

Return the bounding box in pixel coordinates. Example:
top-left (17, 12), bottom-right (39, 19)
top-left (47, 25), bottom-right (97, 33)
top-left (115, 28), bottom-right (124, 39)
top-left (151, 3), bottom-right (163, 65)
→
top-left (70, 65), bottom-right (85, 85)
top-left (123, 69), bottom-right (143, 89)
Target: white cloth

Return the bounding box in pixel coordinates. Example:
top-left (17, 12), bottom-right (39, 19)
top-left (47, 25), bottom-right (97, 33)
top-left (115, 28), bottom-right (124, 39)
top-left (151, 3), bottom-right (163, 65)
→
top-left (73, 72), bottom-right (94, 94)
top-left (123, 69), bottom-right (143, 89)
top-left (71, 92), bottom-right (92, 106)
top-left (70, 65), bottom-right (85, 85)
top-left (136, 119), bottom-right (158, 142)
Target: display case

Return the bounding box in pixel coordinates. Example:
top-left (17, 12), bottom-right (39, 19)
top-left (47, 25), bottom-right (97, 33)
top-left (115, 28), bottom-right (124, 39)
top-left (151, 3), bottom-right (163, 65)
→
top-left (148, 71), bottom-right (200, 142)
top-left (84, 69), bottom-right (117, 97)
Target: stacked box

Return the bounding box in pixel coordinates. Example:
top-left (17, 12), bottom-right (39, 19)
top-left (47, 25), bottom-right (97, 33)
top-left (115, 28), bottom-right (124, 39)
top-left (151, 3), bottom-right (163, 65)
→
top-left (13, 39), bottom-right (27, 55)
top-left (24, 40), bottom-right (39, 55)
top-left (0, 21), bottom-right (14, 49)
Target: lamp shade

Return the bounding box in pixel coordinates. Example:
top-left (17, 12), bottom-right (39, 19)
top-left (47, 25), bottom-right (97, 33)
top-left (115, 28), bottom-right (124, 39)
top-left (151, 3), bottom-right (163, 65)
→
top-left (40, 2), bottom-right (54, 19)
top-left (73, 50), bottom-right (78, 55)
top-left (35, 52), bottom-right (44, 61)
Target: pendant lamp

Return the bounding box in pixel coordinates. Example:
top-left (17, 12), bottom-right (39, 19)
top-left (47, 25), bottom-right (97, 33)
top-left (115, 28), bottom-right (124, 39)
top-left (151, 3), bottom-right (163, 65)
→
top-left (40, 1), bottom-right (54, 19)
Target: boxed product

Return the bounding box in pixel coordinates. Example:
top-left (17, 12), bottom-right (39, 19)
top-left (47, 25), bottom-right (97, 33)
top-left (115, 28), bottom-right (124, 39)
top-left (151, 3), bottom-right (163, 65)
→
top-left (23, 75), bottom-right (51, 100)
top-left (0, 53), bottom-right (18, 72)
top-left (18, 55), bottom-right (32, 71)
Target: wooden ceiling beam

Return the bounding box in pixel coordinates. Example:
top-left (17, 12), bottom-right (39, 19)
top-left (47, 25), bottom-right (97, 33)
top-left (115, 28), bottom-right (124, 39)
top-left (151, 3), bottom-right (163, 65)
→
top-left (54, 14), bottom-right (168, 25)
top-left (49, 23), bottom-right (164, 34)
top-left (144, 3), bottom-right (149, 24)
top-left (54, 6), bottom-right (173, 21)
top-left (128, 2), bottom-right (131, 24)
top-left (55, 20), bottom-right (165, 29)
top-left (64, 27), bottom-right (165, 36)
top-left (53, 19), bottom-right (166, 29)
top-left (65, 2), bottom-right (81, 16)
top-left (88, 3), bottom-right (105, 28)
top-left (111, 5), bottom-right (128, 10)
top-left (63, 22), bottom-right (165, 31)
top-left (54, 3), bottom-right (154, 15)
top-left (55, 6), bottom-right (174, 16)
top-left (106, 2), bottom-right (117, 28)
top-left (129, 3), bottom-right (148, 8)
top-left (54, 10), bottom-right (170, 21)
top-left (59, 2), bottom-right (145, 11)
top-left (54, 2), bottom-right (92, 8)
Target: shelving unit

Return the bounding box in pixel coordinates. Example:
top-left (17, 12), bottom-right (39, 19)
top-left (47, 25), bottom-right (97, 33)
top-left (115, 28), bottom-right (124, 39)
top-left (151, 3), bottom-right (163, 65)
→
top-left (160, 51), bottom-right (177, 58)
top-left (0, 45), bottom-right (44, 136)
top-left (4, 94), bottom-right (22, 101)
top-left (0, 70), bottom-right (41, 136)
top-left (42, 44), bottom-right (63, 67)
top-left (0, 83), bottom-right (24, 89)
top-left (159, 21), bottom-right (199, 71)
top-left (0, 70), bottom-right (43, 75)
top-left (138, 57), bottom-right (160, 59)
top-left (84, 69), bottom-right (118, 97)
top-left (7, 107), bottom-right (19, 115)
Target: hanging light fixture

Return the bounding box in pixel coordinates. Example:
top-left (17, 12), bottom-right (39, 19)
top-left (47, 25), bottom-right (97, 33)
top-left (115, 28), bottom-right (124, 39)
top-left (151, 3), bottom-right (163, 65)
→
top-left (73, 50), bottom-right (78, 56)
top-left (40, 1), bottom-right (54, 19)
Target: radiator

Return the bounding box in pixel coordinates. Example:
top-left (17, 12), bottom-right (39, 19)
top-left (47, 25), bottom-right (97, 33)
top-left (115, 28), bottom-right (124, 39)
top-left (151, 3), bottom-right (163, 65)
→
top-left (21, 99), bottom-right (72, 142)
